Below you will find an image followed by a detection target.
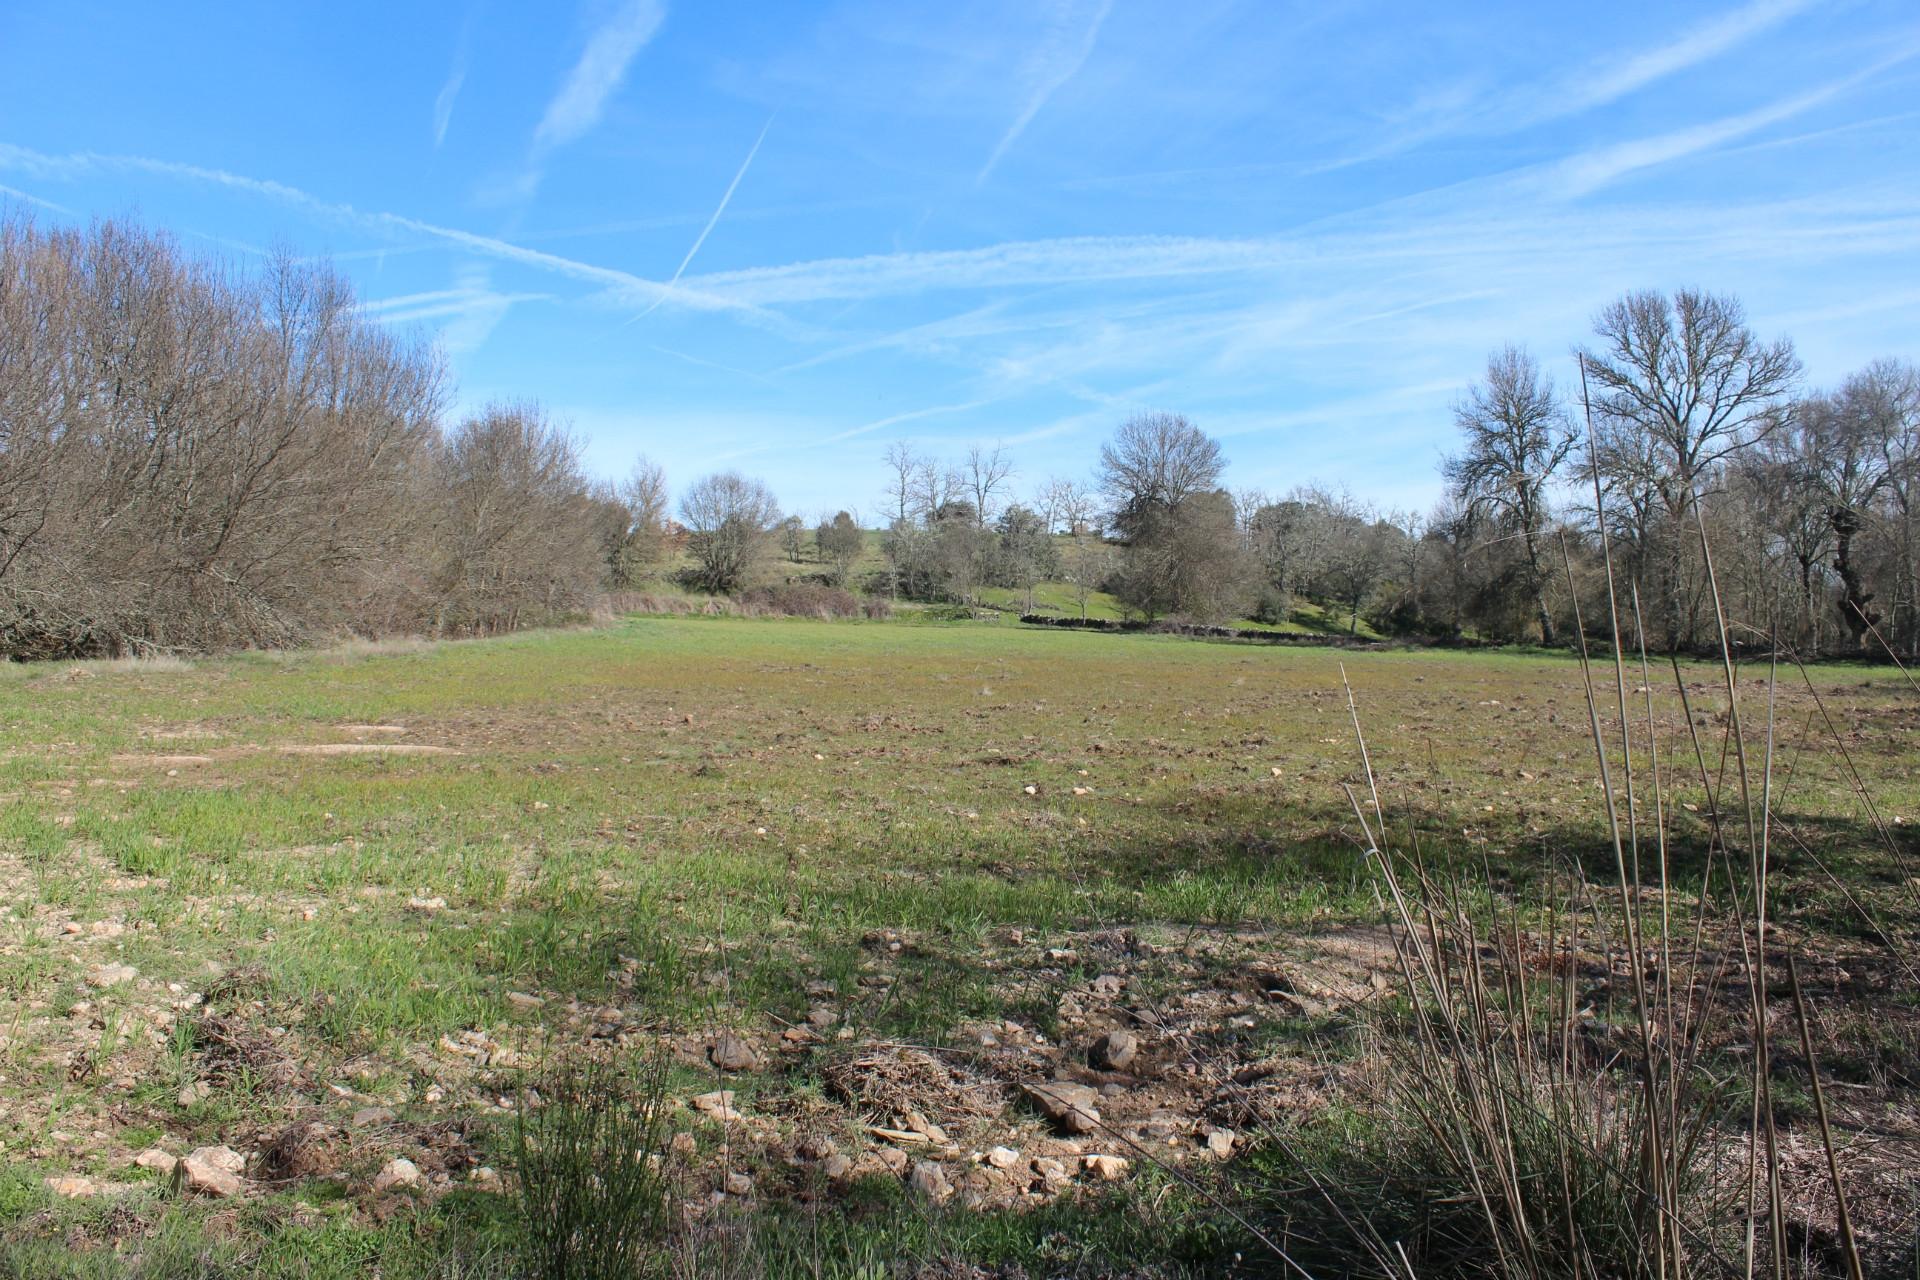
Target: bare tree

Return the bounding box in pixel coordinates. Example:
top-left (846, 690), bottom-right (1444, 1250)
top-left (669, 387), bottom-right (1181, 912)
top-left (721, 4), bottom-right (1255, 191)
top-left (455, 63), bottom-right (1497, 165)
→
top-left (1044, 476), bottom-right (1096, 536)
top-left (0, 216), bottom-right (448, 655)
top-left (780, 514), bottom-right (807, 563)
top-left (881, 442), bottom-right (921, 526)
top-left (1582, 290), bottom-right (1799, 500)
top-left (432, 402), bottom-right (599, 634)
top-left (963, 443), bottom-right (1015, 529)
top-left (1444, 346), bottom-right (1576, 644)
top-left (1857, 360), bottom-right (1920, 654)
top-left (1809, 367), bottom-right (1908, 647)
top-left (679, 472), bottom-right (780, 594)
top-left (622, 457), bottom-right (670, 562)
top-left (1739, 429), bottom-right (1833, 650)
top-left (911, 458), bottom-right (960, 525)
top-left (1062, 535), bottom-right (1113, 621)
top-left (599, 455), bottom-right (670, 586)
top-left (1098, 412), bottom-right (1226, 536)
top-left (1581, 289), bottom-right (1798, 647)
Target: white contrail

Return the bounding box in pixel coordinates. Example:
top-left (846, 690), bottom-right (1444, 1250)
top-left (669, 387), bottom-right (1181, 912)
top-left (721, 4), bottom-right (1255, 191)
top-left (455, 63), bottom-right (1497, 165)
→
top-left (0, 140), bottom-right (762, 319)
top-left (978, 0), bottom-right (1111, 183)
top-left (627, 116), bottom-right (772, 322)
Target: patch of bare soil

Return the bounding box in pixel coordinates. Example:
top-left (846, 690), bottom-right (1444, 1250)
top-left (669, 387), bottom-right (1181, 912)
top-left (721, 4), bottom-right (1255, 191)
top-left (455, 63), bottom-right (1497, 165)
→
top-left (278, 743), bottom-right (458, 756)
top-left (108, 753), bottom-right (215, 768)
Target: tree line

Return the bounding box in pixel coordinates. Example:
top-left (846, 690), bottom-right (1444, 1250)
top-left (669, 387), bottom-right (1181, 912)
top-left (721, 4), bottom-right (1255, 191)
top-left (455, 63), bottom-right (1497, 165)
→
top-left (0, 215), bottom-right (657, 657)
top-left (3, 211), bottom-right (1913, 658)
top-left (849, 290), bottom-right (1917, 658)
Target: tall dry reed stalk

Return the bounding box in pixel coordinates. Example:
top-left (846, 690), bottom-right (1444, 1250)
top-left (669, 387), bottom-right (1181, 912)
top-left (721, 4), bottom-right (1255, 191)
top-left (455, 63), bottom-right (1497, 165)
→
top-left (1283, 367), bottom-right (1878, 1279)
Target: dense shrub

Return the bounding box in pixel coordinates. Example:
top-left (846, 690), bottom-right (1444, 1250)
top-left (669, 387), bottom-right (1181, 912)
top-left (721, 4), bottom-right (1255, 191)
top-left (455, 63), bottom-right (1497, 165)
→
top-left (0, 214), bottom-right (616, 657)
top-left (737, 582), bottom-right (884, 619)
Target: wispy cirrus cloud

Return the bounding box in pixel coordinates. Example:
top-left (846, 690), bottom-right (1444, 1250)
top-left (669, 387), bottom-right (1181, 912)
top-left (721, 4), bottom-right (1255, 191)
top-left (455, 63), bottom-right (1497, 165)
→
top-left (0, 181), bottom-right (72, 213)
top-left (357, 281), bottom-right (552, 331)
top-left (433, 68), bottom-right (466, 147)
top-left (977, 0), bottom-right (1111, 182)
top-left (1324, 0), bottom-right (1820, 169)
top-left (532, 0), bottom-right (667, 151)
top-left (432, 24), bottom-right (470, 147)
top-left (1555, 0), bottom-right (1818, 119)
top-left (1545, 41), bottom-right (1920, 198)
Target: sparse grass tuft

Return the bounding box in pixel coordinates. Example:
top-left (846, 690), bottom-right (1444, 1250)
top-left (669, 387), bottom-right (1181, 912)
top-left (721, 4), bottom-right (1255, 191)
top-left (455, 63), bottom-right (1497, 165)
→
top-left (514, 1051), bottom-right (677, 1280)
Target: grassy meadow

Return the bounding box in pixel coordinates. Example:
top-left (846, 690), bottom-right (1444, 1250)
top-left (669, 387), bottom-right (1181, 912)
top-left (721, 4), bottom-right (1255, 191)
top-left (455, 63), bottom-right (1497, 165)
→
top-left (0, 615), bottom-right (1914, 1276)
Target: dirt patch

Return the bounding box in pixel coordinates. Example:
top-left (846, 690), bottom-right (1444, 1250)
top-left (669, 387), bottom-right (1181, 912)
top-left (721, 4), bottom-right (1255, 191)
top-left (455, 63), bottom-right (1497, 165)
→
top-left (279, 743), bottom-right (457, 756)
top-left (108, 753), bottom-right (214, 768)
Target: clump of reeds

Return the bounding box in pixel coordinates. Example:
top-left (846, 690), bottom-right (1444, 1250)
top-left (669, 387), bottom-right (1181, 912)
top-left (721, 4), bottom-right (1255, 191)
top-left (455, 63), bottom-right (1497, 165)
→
top-left (1256, 443), bottom-right (1879, 1279)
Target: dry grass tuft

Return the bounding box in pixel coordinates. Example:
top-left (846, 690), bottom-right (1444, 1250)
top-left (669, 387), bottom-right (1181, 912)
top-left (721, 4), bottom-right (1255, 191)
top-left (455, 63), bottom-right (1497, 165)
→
top-left (820, 1043), bottom-right (1007, 1128)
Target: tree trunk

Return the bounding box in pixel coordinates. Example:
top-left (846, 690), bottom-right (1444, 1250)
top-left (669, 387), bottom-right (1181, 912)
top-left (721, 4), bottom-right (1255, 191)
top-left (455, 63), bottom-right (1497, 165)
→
top-left (1831, 506), bottom-right (1876, 650)
top-left (1521, 528), bottom-right (1555, 645)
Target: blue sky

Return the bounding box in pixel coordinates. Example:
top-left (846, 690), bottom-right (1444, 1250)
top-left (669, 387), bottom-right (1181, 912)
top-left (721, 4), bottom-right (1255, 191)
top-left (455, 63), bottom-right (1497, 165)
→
top-left (4, 1), bottom-right (1918, 517)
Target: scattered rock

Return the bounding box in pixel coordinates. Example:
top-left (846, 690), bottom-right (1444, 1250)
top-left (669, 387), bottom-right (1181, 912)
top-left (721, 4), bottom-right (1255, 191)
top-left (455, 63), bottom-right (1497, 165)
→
top-left (505, 991), bottom-right (545, 1011)
top-left (670, 1132), bottom-right (699, 1157)
top-left (405, 895), bottom-right (447, 913)
top-left (181, 1147), bottom-right (245, 1197)
top-left (45, 1175), bottom-right (95, 1198)
top-left (1090, 973), bottom-right (1126, 997)
top-left (1025, 1082), bottom-right (1102, 1134)
top-left (876, 1147), bottom-right (909, 1174)
top-left (351, 1106), bottom-right (396, 1129)
top-left (373, 1158), bottom-right (421, 1193)
top-left (806, 1005), bottom-right (838, 1028)
top-left (1205, 1128), bottom-right (1236, 1158)
top-left (902, 1110), bottom-right (950, 1145)
top-left (1083, 1154), bottom-right (1129, 1181)
top-left (869, 1126), bottom-right (931, 1146)
top-left (86, 963), bottom-right (138, 988)
top-left (1090, 1029), bottom-right (1138, 1071)
top-left (707, 1033), bottom-right (760, 1073)
top-left (134, 1149), bottom-right (177, 1176)
top-left (723, 1171), bottom-right (754, 1196)
top-left (177, 1080), bottom-right (212, 1107)
top-left (690, 1090), bottom-right (742, 1122)
top-left (1032, 1156), bottom-right (1071, 1186)
top-left (985, 1145), bottom-right (1021, 1170)
top-left (820, 1153), bottom-right (852, 1180)
top-left (909, 1160), bottom-right (952, 1203)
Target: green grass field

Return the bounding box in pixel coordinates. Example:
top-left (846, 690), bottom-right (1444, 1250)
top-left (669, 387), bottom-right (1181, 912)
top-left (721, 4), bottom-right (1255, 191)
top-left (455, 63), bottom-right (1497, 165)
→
top-left (1, 616), bottom-right (1913, 1276)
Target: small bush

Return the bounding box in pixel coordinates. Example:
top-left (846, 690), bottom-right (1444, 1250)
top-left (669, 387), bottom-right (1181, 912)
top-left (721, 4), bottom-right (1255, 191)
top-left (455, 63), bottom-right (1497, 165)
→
top-left (514, 1053), bottom-right (675, 1280)
top-left (736, 583), bottom-right (867, 619)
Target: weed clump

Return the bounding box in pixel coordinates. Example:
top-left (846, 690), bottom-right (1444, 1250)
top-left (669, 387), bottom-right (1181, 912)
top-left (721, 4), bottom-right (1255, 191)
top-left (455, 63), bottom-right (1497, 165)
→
top-left (513, 1052), bottom-right (676, 1280)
